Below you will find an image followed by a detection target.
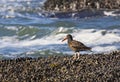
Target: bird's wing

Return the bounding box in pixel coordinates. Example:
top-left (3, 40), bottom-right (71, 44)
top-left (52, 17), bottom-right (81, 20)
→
top-left (70, 40), bottom-right (88, 49)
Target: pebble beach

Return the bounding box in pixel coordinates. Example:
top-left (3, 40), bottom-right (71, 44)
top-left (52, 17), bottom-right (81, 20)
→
top-left (0, 0), bottom-right (120, 82)
top-left (0, 51), bottom-right (120, 82)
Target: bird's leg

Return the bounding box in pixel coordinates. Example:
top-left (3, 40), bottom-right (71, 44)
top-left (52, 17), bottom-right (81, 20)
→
top-left (73, 52), bottom-right (77, 60)
top-left (77, 52), bottom-right (80, 59)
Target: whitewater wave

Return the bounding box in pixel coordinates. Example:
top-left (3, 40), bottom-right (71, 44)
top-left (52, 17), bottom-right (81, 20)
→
top-left (104, 10), bottom-right (120, 16)
top-left (0, 0), bottom-right (45, 19)
top-left (0, 0), bottom-right (120, 59)
top-left (0, 27), bottom-right (120, 59)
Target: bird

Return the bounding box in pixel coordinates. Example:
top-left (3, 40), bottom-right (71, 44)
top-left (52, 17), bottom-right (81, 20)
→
top-left (62, 34), bottom-right (91, 59)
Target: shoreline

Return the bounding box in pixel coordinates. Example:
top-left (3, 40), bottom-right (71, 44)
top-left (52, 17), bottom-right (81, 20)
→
top-left (0, 51), bottom-right (120, 81)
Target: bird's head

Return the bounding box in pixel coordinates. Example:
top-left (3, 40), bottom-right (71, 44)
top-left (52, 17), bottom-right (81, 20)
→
top-left (62, 34), bottom-right (73, 42)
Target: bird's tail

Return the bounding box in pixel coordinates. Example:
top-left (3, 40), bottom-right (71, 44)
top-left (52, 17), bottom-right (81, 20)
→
top-left (87, 47), bottom-right (92, 52)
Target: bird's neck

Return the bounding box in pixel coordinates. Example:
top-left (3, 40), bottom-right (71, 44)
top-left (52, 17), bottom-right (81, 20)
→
top-left (68, 38), bottom-right (73, 43)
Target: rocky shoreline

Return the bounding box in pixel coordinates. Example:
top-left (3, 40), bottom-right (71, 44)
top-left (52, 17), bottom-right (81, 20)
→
top-left (43, 0), bottom-right (120, 12)
top-left (0, 51), bottom-right (120, 82)
top-left (42, 0), bottom-right (120, 18)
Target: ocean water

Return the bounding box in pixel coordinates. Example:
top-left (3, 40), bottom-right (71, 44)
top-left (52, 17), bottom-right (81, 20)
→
top-left (0, 0), bottom-right (120, 59)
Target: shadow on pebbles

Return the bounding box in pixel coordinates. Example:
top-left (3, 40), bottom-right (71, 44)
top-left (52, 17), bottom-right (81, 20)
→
top-left (0, 51), bottom-right (120, 82)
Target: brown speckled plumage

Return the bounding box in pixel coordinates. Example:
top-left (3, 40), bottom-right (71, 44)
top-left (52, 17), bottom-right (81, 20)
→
top-left (62, 34), bottom-right (91, 59)
top-left (68, 40), bottom-right (91, 52)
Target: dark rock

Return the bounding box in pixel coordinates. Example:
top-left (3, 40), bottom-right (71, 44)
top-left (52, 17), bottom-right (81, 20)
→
top-left (43, 0), bottom-right (120, 12)
top-left (45, 9), bottom-right (105, 18)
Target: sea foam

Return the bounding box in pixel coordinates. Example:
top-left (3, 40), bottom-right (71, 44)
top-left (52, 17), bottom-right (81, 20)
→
top-left (104, 10), bottom-right (120, 16)
top-left (0, 28), bottom-right (119, 56)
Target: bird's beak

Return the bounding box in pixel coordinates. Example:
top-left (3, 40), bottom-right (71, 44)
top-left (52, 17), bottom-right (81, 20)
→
top-left (62, 37), bottom-right (67, 42)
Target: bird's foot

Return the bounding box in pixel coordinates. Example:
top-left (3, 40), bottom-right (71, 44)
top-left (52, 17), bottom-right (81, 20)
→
top-left (77, 52), bottom-right (80, 60)
top-left (73, 53), bottom-right (77, 60)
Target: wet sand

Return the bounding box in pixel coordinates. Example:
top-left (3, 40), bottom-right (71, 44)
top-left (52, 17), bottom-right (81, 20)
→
top-left (0, 51), bottom-right (120, 82)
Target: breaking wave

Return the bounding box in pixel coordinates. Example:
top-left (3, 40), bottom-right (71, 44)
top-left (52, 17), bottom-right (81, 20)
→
top-left (0, 26), bottom-right (120, 59)
top-left (0, 0), bottom-right (120, 59)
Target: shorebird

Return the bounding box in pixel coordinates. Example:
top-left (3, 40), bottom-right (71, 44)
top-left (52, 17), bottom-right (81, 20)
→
top-left (62, 34), bottom-right (91, 59)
